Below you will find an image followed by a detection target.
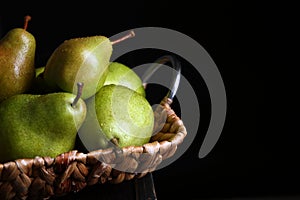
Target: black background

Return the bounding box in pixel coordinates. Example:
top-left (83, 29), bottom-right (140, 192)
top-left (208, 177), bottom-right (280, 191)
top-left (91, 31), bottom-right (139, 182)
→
top-left (0, 0), bottom-right (298, 199)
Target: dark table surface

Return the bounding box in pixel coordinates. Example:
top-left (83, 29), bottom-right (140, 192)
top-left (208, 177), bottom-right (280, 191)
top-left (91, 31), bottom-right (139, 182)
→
top-left (49, 171), bottom-right (300, 200)
top-left (51, 173), bottom-right (157, 200)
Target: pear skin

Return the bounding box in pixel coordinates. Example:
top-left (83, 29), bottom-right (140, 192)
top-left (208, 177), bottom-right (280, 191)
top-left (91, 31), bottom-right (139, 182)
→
top-left (0, 92), bottom-right (86, 163)
top-left (79, 84), bottom-right (154, 150)
top-left (0, 21), bottom-right (36, 102)
top-left (43, 35), bottom-right (112, 99)
top-left (104, 62), bottom-right (146, 97)
top-left (43, 31), bottom-right (136, 100)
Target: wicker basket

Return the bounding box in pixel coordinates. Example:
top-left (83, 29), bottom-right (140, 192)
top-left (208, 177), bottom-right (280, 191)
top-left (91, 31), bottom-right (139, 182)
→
top-left (0, 55), bottom-right (187, 200)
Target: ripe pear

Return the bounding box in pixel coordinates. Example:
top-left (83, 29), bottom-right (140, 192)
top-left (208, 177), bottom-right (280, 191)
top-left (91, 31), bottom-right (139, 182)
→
top-left (0, 83), bottom-right (87, 163)
top-left (103, 62), bottom-right (146, 97)
top-left (78, 84), bottom-right (154, 150)
top-left (43, 31), bottom-right (135, 100)
top-left (0, 15), bottom-right (36, 102)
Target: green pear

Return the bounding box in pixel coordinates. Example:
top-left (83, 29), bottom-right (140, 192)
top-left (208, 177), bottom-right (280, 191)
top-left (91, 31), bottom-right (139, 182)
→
top-left (0, 83), bottom-right (87, 163)
top-left (0, 15), bottom-right (36, 102)
top-left (43, 31), bottom-right (135, 100)
top-left (78, 84), bottom-right (154, 150)
top-left (35, 66), bottom-right (45, 77)
top-left (103, 62), bottom-right (146, 97)
top-left (77, 96), bottom-right (110, 151)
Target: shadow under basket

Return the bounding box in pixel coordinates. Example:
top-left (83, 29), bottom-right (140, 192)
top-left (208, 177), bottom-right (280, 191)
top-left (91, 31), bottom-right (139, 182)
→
top-left (0, 96), bottom-right (187, 200)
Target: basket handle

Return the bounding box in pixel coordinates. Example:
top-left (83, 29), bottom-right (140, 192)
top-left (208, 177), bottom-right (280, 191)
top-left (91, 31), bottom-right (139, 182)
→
top-left (141, 55), bottom-right (182, 101)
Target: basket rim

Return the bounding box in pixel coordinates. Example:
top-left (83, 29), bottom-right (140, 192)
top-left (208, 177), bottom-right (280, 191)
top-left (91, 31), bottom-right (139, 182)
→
top-left (0, 96), bottom-right (187, 199)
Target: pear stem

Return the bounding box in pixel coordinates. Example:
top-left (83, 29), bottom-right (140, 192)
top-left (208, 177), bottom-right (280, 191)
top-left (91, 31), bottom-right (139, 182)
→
top-left (110, 138), bottom-right (119, 146)
top-left (111, 30), bottom-right (135, 45)
top-left (72, 82), bottom-right (84, 108)
top-left (23, 15), bottom-right (31, 31)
